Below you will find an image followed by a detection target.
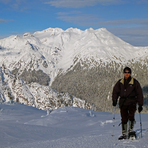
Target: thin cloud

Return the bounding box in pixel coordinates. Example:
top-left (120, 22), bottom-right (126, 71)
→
top-left (57, 12), bottom-right (148, 27)
top-left (136, 0), bottom-right (148, 4)
top-left (0, 0), bottom-right (11, 4)
top-left (0, 19), bottom-right (8, 23)
top-left (95, 19), bottom-right (148, 26)
top-left (45, 0), bottom-right (124, 8)
top-left (109, 27), bottom-right (148, 36)
top-left (57, 11), bottom-right (81, 16)
top-left (0, 0), bottom-right (30, 11)
top-left (108, 27), bottom-right (148, 46)
top-left (57, 13), bottom-right (101, 26)
top-left (12, 0), bottom-right (23, 9)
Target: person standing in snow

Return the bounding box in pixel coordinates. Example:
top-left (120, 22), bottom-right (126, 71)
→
top-left (112, 67), bottom-right (143, 140)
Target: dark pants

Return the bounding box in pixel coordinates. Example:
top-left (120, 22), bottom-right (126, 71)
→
top-left (120, 104), bottom-right (136, 124)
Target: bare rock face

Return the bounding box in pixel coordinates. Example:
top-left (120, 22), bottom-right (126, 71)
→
top-left (12, 69), bottom-right (50, 86)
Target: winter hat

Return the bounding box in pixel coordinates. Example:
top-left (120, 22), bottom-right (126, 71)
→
top-left (123, 67), bottom-right (132, 74)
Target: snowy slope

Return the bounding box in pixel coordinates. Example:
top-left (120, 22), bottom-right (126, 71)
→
top-left (0, 103), bottom-right (148, 148)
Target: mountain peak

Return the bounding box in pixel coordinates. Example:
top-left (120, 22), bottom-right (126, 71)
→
top-left (1, 27), bottom-right (148, 71)
top-left (34, 27), bottom-right (64, 35)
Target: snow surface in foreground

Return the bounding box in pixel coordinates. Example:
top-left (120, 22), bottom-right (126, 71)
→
top-left (0, 103), bottom-right (147, 148)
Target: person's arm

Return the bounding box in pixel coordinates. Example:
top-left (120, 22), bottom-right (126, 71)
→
top-left (112, 80), bottom-right (120, 106)
top-left (135, 80), bottom-right (143, 112)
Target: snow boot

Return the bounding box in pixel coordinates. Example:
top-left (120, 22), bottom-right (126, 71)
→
top-left (118, 134), bottom-right (127, 140)
top-left (118, 123), bottom-right (127, 140)
top-left (128, 120), bottom-right (137, 140)
top-left (128, 120), bottom-right (135, 133)
top-left (128, 131), bottom-right (137, 140)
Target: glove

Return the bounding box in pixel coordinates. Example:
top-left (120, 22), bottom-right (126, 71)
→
top-left (112, 99), bottom-right (117, 106)
top-left (138, 105), bottom-right (143, 113)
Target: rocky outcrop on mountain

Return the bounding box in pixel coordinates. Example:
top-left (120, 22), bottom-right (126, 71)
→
top-left (12, 69), bottom-right (50, 86)
top-left (0, 65), bottom-right (95, 111)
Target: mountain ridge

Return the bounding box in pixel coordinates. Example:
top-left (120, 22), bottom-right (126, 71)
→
top-left (0, 27), bottom-right (148, 112)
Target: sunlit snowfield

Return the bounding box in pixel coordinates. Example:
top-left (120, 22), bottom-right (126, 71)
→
top-left (0, 103), bottom-right (147, 148)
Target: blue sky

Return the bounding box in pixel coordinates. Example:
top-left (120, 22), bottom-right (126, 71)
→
top-left (0, 0), bottom-right (148, 46)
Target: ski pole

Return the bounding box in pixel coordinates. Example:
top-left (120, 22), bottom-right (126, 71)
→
top-left (112, 107), bottom-right (116, 137)
top-left (139, 113), bottom-right (142, 138)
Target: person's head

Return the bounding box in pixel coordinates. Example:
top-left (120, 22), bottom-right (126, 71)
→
top-left (123, 67), bottom-right (131, 79)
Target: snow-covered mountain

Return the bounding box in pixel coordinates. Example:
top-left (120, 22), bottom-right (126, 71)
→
top-left (0, 27), bottom-right (148, 112)
top-left (0, 65), bottom-right (95, 111)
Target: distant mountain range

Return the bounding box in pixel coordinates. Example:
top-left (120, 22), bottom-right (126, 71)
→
top-left (0, 27), bottom-right (148, 112)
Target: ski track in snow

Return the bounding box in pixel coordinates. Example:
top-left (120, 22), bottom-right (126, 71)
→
top-left (0, 103), bottom-right (148, 148)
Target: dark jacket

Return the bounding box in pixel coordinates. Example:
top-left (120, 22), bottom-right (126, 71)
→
top-left (112, 77), bottom-right (143, 108)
